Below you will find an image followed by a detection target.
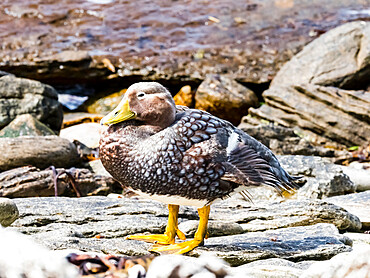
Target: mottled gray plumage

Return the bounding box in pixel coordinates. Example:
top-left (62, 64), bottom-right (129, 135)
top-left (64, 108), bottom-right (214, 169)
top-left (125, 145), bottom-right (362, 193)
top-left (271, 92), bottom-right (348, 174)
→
top-left (100, 105), bottom-right (299, 204)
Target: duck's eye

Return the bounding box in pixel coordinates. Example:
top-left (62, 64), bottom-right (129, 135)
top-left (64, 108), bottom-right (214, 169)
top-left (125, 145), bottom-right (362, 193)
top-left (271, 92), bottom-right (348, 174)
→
top-left (137, 92), bottom-right (146, 99)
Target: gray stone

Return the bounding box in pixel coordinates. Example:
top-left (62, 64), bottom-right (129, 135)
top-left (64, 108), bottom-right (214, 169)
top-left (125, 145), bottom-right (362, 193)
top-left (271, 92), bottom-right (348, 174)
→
top-left (271, 21), bottom-right (370, 89)
top-left (0, 114), bottom-right (55, 138)
top-left (0, 198), bottom-right (19, 227)
top-left (10, 196), bottom-right (359, 264)
top-left (212, 198), bottom-right (362, 232)
top-left (0, 226), bottom-right (78, 278)
top-left (278, 155), bottom-right (356, 200)
top-left (0, 136), bottom-right (81, 171)
top-left (301, 245), bottom-right (370, 278)
top-left (230, 258), bottom-right (314, 278)
top-left (178, 220), bottom-right (244, 237)
top-left (195, 74), bottom-right (258, 125)
top-left (327, 191), bottom-right (370, 229)
top-left (0, 75), bottom-right (63, 134)
top-left (191, 223), bottom-right (352, 266)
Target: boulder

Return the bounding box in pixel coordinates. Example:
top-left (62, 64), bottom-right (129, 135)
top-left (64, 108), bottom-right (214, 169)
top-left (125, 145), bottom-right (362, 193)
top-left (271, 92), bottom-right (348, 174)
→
top-left (86, 89), bottom-right (126, 115)
top-left (0, 226), bottom-right (78, 278)
top-left (173, 85), bottom-right (194, 107)
top-left (327, 191), bottom-right (370, 230)
top-left (238, 121), bottom-right (335, 157)
top-left (0, 114), bottom-right (55, 137)
top-left (195, 74), bottom-right (258, 125)
top-left (0, 166), bottom-right (121, 198)
top-left (271, 21), bottom-right (370, 89)
top-left (0, 198), bottom-right (19, 227)
top-left (301, 245), bottom-right (370, 278)
top-left (60, 123), bottom-right (107, 149)
top-left (249, 85), bottom-right (370, 147)
top-left (0, 136), bottom-right (81, 171)
top-left (339, 166), bottom-right (370, 192)
top-left (0, 75), bottom-right (63, 134)
top-left (277, 155), bottom-right (356, 200)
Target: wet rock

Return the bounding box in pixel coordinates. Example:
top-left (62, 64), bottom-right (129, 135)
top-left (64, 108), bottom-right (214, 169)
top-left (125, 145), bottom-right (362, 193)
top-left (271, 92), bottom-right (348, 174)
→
top-left (148, 255), bottom-right (229, 278)
top-left (0, 1), bottom-right (368, 85)
top-left (212, 198), bottom-right (362, 232)
top-left (271, 21), bottom-right (370, 89)
top-left (0, 166), bottom-right (121, 198)
top-left (195, 75), bottom-right (258, 125)
top-left (0, 226), bottom-right (78, 278)
top-left (62, 112), bottom-right (103, 128)
top-left (0, 198), bottom-right (19, 227)
top-left (301, 245), bottom-right (370, 278)
top-left (0, 114), bottom-right (55, 138)
top-left (60, 123), bottom-right (107, 149)
top-left (249, 84), bottom-right (370, 147)
top-left (238, 121), bottom-right (335, 156)
top-left (86, 89), bottom-right (126, 115)
top-left (231, 258), bottom-right (313, 278)
top-left (279, 155), bottom-right (356, 200)
top-left (327, 191), bottom-right (370, 229)
top-left (0, 75), bottom-right (63, 134)
top-left (191, 223), bottom-right (352, 266)
top-left (0, 136), bottom-right (81, 172)
top-left (173, 85), bottom-right (194, 107)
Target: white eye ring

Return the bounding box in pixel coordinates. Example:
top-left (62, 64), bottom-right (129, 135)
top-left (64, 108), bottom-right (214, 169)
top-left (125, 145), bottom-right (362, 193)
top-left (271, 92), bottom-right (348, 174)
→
top-left (137, 92), bottom-right (146, 99)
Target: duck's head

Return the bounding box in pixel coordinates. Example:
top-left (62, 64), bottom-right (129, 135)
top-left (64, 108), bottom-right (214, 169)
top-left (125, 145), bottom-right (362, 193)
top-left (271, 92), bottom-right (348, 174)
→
top-left (100, 82), bottom-right (176, 129)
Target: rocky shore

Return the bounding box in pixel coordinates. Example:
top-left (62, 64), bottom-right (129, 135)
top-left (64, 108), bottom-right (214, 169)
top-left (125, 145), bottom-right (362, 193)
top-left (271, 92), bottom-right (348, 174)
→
top-left (0, 1), bottom-right (370, 277)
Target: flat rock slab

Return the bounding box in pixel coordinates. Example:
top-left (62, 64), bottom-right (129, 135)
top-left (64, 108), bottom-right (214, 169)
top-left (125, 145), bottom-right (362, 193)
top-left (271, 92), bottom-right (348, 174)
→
top-left (192, 223), bottom-right (352, 266)
top-left (0, 1), bottom-right (368, 85)
top-left (10, 196), bottom-right (355, 266)
top-left (327, 191), bottom-right (370, 230)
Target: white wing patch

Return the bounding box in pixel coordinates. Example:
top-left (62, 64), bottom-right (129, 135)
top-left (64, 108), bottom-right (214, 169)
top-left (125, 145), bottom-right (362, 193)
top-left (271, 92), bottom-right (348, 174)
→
top-left (226, 131), bottom-right (240, 156)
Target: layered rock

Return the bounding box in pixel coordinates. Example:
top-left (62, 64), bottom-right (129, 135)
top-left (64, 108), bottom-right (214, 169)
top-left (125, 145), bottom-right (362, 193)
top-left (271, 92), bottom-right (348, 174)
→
top-left (0, 166), bottom-right (121, 198)
top-left (0, 75), bottom-right (63, 134)
top-left (249, 84), bottom-right (370, 146)
top-left (9, 195), bottom-right (358, 266)
top-left (248, 22), bottom-right (370, 147)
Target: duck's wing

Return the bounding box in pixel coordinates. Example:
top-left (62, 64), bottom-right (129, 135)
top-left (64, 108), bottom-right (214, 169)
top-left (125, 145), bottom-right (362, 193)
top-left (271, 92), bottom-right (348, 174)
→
top-left (222, 128), bottom-right (301, 195)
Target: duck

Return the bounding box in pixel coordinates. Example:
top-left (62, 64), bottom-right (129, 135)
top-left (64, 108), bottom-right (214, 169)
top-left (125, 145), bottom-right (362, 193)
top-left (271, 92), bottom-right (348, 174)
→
top-left (99, 82), bottom-right (300, 255)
